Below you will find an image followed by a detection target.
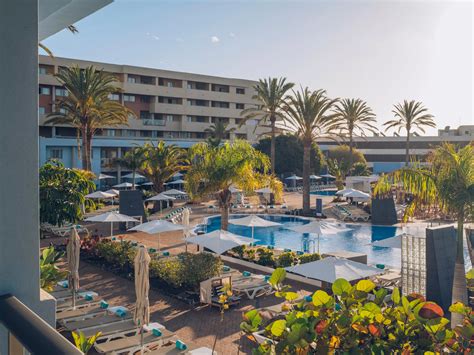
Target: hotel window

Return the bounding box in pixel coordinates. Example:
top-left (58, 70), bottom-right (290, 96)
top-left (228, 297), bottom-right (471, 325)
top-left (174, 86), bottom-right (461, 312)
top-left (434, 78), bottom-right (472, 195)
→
top-left (38, 67), bottom-right (47, 75)
top-left (124, 94), bottom-right (136, 102)
top-left (181, 132), bottom-right (191, 139)
top-left (236, 88), bottom-right (245, 95)
top-left (39, 86), bottom-right (51, 95)
top-left (38, 107), bottom-right (46, 115)
top-left (55, 88), bottom-right (68, 97)
top-left (211, 101), bottom-right (230, 109)
top-left (127, 76), bottom-right (136, 84)
top-left (236, 103), bottom-right (245, 110)
top-left (50, 148), bottom-right (63, 159)
top-left (187, 83), bottom-right (192, 89)
top-left (234, 118), bottom-right (244, 125)
top-left (108, 93), bottom-right (120, 101)
top-left (164, 131), bottom-right (176, 138)
top-left (59, 108), bottom-right (67, 114)
top-left (166, 115), bottom-right (175, 122)
top-left (140, 111), bottom-right (150, 119)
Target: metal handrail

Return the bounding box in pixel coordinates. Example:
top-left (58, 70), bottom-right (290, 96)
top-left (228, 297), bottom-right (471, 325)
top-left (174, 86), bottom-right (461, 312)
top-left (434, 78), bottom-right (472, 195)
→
top-left (0, 294), bottom-right (82, 354)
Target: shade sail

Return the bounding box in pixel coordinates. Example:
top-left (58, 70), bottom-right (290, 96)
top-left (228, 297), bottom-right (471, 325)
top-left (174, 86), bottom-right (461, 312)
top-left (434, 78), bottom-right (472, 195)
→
top-left (310, 175), bottom-right (322, 180)
top-left (229, 215), bottom-right (281, 228)
top-left (321, 174), bottom-right (336, 179)
top-left (285, 175), bottom-right (302, 180)
top-left (343, 190), bottom-right (371, 200)
top-left (122, 173), bottom-right (145, 179)
top-left (146, 193), bottom-right (176, 202)
top-left (165, 179), bottom-right (186, 185)
top-left (104, 189), bottom-right (120, 196)
top-left (186, 230), bottom-right (254, 254)
top-left (255, 187), bottom-right (272, 194)
top-left (98, 173), bottom-right (114, 180)
top-left (113, 182), bottom-right (133, 188)
top-left (336, 188), bottom-right (356, 196)
top-left (372, 234), bottom-right (403, 249)
top-left (141, 182), bottom-right (154, 186)
top-left (85, 212), bottom-right (139, 223)
top-left (163, 189), bottom-right (187, 195)
top-left (229, 186), bottom-right (242, 193)
top-left (172, 172), bottom-right (184, 178)
top-left (286, 257), bottom-right (383, 283)
top-left (85, 191), bottom-right (115, 199)
top-left (287, 221), bottom-right (351, 235)
top-left (128, 220), bottom-right (184, 234)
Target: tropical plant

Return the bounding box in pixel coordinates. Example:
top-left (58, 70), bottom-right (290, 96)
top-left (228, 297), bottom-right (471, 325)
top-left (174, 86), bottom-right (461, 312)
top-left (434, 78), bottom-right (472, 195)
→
top-left (186, 140), bottom-right (281, 230)
top-left (45, 65), bottom-right (135, 170)
top-left (351, 161), bottom-right (371, 176)
top-left (116, 146), bottom-right (146, 189)
top-left (374, 143), bottom-right (474, 325)
top-left (140, 141), bottom-right (188, 193)
top-left (282, 88), bottom-right (338, 213)
top-left (72, 330), bottom-right (102, 354)
top-left (40, 160), bottom-right (95, 227)
top-left (241, 77), bottom-right (294, 173)
top-left (383, 100), bottom-right (436, 166)
top-left (243, 268), bottom-right (474, 354)
top-left (40, 246), bottom-right (67, 291)
top-left (326, 158), bottom-right (347, 190)
top-left (204, 121), bottom-right (235, 147)
top-left (332, 98), bottom-right (378, 167)
top-left (254, 135), bottom-right (325, 176)
top-left (326, 145), bottom-right (368, 184)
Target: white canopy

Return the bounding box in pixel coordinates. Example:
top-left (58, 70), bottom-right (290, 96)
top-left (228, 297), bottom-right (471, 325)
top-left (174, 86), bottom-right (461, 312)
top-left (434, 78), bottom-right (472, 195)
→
top-left (336, 188), bottom-right (356, 196)
top-left (255, 187), bottom-right (272, 194)
top-left (372, 234), bottom-right (403, 249)
top-left (310, 175), bottom-right (322, 180)
top-left (122, 173), bottom-right (146, 179)
top-left (321, 174), bottom-right (336, 179)
top-left (186, 230), bottom-right (254, 255)
top-left (229, 186), bottom-right (242, 194)
top-left (286, 257), bottom-right (384, 283)
top-left (230, 215), bottom-right (281, 228)
top-left (287, 221), bottom-right (351, 235)
top-left (172, 172), bottom-right (184, 178)
top-left (128, 220), bottom-right (184, 234)
top-left (85, 212), bottom-right (139, 223)
top-left (85, 191), bottom-right (116, 199)
top-left (146, 193), bottom-right (176, 202)
top-left (343, 190), bottom-right (371, 200)
top-left (104, 189), bottom-right (120, 196)
top-left (285, 175), bottom-right (302, 180)
top-left (113, 182), bottom-right (133, 188)
top-left (165, 179), bottom-right (186, 185)
top-left (141, 182), bottom-right (154, 186)
top-left (164, 189), bottom-right (187, 196)
top-left (98, 173), bottom-right (114, 180)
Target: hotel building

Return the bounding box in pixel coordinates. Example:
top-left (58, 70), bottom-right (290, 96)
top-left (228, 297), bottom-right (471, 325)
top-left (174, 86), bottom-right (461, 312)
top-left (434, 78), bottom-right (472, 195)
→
top-left (38, 55), bottom-right (263, 180)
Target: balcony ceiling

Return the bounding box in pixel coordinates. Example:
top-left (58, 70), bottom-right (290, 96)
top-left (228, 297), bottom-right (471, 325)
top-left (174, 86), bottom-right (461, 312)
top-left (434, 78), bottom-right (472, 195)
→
top-left (39, 0), bottom-right (112, 41)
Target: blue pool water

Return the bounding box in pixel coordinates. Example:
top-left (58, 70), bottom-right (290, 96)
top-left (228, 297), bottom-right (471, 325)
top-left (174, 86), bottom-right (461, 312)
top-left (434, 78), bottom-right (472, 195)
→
top-left (310, 190), bottom-right (337, 196)
top-left (201, 214), bottom-right (427, 268)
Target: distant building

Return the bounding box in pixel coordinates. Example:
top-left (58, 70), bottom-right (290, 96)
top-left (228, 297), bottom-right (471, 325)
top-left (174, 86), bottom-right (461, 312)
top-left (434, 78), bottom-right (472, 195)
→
top-left (38, 55), bottom-right (264, 180)
top-left (319, 125), bottom-right (473, 173)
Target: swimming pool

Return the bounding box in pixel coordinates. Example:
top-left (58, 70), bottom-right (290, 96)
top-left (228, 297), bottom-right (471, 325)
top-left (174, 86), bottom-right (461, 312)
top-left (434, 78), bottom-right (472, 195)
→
top-left (200, 214), bottom-right (428, 268)
top-left (310, 190), bottom-right (337, 196)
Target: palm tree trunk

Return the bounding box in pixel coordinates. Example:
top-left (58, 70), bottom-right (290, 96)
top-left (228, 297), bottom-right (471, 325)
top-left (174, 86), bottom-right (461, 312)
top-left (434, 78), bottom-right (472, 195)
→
top-left (218, 189), bottom-right (232, 231)
top-left (270, 116), bottom-right (276, 174)
top-left (81, 126), bottom-right (88, 170)
top-left (302, 140), bottom-right (311, 214)
top-left (132, 170), bottom-right (136, 190)
top-left (349, 133), bottom-right (354, 171)
top-left (405, 132), bottom-right (410, 167)
top-left (86, 132), bottom-right (93, 171)
top-left (451, 214), bottom-right (467, 327)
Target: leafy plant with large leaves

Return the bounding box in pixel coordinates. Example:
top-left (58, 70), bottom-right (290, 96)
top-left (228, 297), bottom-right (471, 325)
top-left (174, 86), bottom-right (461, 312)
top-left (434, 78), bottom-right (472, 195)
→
top-left (374, 143), bottom-right (474, 325)
top-left (40, 246), bottom-right (67, 291)
top-left (45, 65), bottom-right (135, 170)
top-left (139, 141), bottom-right (188, 193)
top-left (383, 100), bottom-right (436, 166)
top-left (241, 77), bottom-right (294, 173)
top-left (242, 268), bottom-right (474, 354)
top-left (186, 140), bottom-right (281, 230)
top-left (40, 160), bottom-right (95, 227)
top-left (72, 330), bottom-right (102, 354)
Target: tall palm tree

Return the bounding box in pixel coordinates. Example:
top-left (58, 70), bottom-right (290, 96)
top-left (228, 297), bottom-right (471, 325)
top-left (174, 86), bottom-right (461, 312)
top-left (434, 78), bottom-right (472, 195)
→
top-left (241, 77), bottom-right (294, 173)
top-left (204, 121), bottom-right (235, 147)
top-left (374, 143), bottom-right (474, 326)
top-left (46, 66), bottom-right (134, 171)
top-left (282, 88), bottom-right (338, 214)
top-left (140, 141), bottom-right (188, 193)
top-left (383, 100), bottom-right (436, 166)
top-left (332, 98), bottom-right (378, 167)
top-left (116, 147), bottom-right (145, 189)
top-left (186, 140), bottom-right (281, 230)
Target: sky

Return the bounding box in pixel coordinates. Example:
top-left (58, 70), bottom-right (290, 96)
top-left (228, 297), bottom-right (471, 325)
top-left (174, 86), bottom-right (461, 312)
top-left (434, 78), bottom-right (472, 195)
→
top-left (42, 0), bottom-right (473, 135)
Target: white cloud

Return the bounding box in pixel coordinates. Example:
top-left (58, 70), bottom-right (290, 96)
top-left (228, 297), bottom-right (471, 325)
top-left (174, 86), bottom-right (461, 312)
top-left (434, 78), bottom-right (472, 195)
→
top-left (211, 36), bottom-right (220, 43)
top-left (152, 35), bottom-right (160, 40)
top-left (229, 32), bottom-right (235, 38)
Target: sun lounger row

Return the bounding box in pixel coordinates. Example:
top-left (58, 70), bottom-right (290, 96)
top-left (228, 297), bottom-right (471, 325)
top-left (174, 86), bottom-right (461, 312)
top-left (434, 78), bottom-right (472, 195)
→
top-left (41, 222), bottom-right (89, 237)
top-left (332, 205), bottom-right (370, 222)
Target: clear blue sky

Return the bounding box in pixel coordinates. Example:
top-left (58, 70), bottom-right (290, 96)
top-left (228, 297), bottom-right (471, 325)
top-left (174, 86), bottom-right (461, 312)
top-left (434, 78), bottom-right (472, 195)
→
top-left (43, 0), bottom-right (473, 135)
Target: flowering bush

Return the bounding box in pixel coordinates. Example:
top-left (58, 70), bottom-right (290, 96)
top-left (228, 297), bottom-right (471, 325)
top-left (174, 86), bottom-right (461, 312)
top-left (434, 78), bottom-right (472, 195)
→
top-left (241, 268), bottom-right (474, 354)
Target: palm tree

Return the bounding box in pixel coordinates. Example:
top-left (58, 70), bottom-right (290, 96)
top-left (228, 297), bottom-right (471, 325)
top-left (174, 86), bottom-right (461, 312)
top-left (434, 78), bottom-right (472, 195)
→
top-left (204, 121), bottom-right (235, 147)
top-left (332, 98), bottom-right (378, 167)
top-left (46, 66), bottom-right (134, 170)
top-left (383, 100), bottom-right (436, 166)
top-left (241, 77), bottom-right (294, 173)
top-left (116, 147), bottom-right (145, 189)
top-left (282, 88), bottom-right (338, 214)
top-left (186, 140), bottom-right (281, 230)
top-left (374, 143), bottom-right (474, 326)
top-left (140, 141), bottom-right (187, 193)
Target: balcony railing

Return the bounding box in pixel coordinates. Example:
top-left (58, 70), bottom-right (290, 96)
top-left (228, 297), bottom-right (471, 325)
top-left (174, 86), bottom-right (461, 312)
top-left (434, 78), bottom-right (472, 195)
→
top-left (143, 119), bottom-right (166, 126)
top-left (0, 294), bottom-right (81, 354)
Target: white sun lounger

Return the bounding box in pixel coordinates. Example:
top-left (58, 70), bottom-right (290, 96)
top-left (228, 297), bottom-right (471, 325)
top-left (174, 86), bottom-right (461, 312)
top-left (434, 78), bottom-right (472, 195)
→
top-left (56, 297), bottom-right (101, 311)
top-left (232, 276), bottom-right (272, 299)
top-left (56, 303), bottom-right (107, 323)
top-left (62, 309), bottom-right (132, 332)
top-left (83, 321), bottom-right (165, 344)
top-left (146, 342), bottom-right (216, 354)
top-left (94, 329), bottom-right (175, 354)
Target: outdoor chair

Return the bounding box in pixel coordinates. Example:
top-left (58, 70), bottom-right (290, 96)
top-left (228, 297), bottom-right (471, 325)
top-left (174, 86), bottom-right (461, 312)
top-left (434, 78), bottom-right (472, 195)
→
top-left (56, 301), bottom-right (109, 323)
top-left (145, 341), bottom-right (215, 354)
top-left (83, 321), bottom-right (165, 344)
top-left (61, 306), bottom-right (132, 332)
top-left (94, 329), bottom-right (175, 354)
top-left (232, 275), bottom-right (272, 299)
top-left (56, 297), bottom-right (101, 312)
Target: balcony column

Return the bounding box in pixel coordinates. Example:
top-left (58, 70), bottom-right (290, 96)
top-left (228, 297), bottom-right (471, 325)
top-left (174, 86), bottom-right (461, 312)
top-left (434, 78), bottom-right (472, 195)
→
top-left (0, 0), bottom-right (56, 352)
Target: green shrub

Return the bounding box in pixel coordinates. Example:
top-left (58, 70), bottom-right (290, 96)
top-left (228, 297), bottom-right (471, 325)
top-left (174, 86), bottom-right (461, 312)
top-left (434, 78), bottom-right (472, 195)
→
top-left (245, 249), bottom-right (256, 261)
top-left (276, 252), bottom-right (297, 267)
top-left (256, 248), bottom-right (275, 267)
top-left (149, 257), bottom-right (184, 288)
top-left (231, 245), bottom-right (246, 259)
top-left (298, 252), bottom-right (321, 264)
top-left (96, 240), bottom-right (136, 271)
